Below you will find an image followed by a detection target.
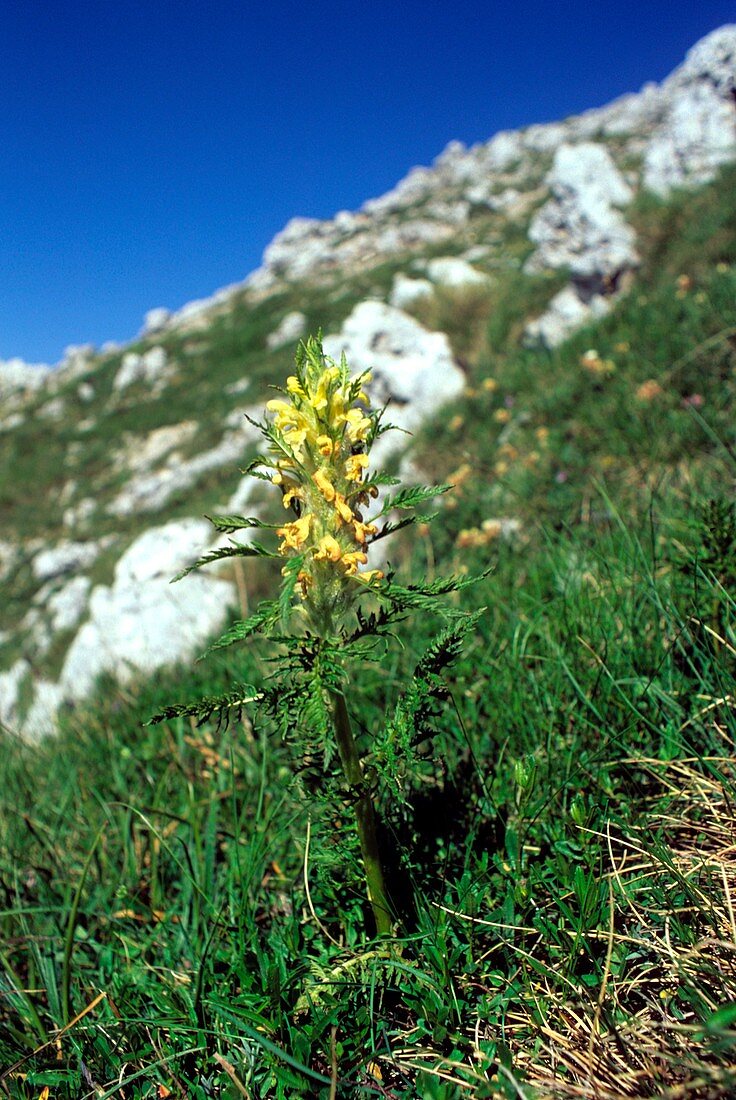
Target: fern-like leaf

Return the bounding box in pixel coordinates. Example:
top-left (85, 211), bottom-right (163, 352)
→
top-left (172, 540), bottom-right (277, 582)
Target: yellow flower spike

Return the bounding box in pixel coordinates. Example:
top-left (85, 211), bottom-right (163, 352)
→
top-left (277, 514), bottom-right (312, 552)
top-left (313, 468), bottom-right (336, 502)
top-left (345, 453), bottom-right (369, 481)
top-left (314, 535), bottom-right (343, 563)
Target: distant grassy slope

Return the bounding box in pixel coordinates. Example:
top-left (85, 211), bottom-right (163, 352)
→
top-left (0, 167), bottom-right (735, 1097)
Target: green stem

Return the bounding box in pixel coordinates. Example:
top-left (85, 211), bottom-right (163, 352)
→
top-left (332, 691), bottom-right (392, 936)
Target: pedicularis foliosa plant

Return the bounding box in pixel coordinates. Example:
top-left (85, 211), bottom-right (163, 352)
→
top-left (150, 335), bottom-right (484, 937)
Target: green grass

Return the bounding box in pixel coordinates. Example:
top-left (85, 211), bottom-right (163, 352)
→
top-left (1, 167), bottom-right (736, 1097)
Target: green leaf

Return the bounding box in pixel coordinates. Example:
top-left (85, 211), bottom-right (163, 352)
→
top-left (147, 685), bottom-right (262, 729)
top-left (376, 483), bottom-right (452, 517)
top-left (172, 540), bottom-right (277, 581)
top-left (204, 602), bottom-right (279, 653)
top-left (205, 513), bottom-right (280, 533)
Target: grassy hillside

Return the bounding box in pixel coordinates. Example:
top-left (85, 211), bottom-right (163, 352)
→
top-left (1, 168), bottom-right (735, 1097)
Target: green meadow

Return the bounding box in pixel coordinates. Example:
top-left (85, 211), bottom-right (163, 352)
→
top-left (1, 168), bottom-right (735, 1097)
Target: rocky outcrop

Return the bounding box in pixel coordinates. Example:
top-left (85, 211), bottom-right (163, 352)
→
top-left (58, 519), bottom-right (236, 706)
top-left (524, 143), bottom-right (639, 346)
top-left (0, 358), bottom-right (53, 397)
top-left (643, 26), bottom-right (736, 195)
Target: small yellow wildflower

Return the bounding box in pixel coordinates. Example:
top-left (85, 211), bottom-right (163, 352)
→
top-left (352, 520), bottom-right (378, 544)
top-left (314, 535), bottom-right (342, 563)
top-left (341, 551), bottom-right (368, 575)
top-left (333, 493), bottom-right (354, 525)
top-left (313, 468), bottom-right (336, 502)
top-left (635, 379), bottom-right (663, 402)
top-left (277, 515), bottom-right (312, 551)
top-left (481, 377), bottom-right (498, 392)
top-left (344, 452), bottom-right (369, 481)
top-left (316, 434), bottom-right (333, 457)
top-left (339, 407), bottom-right (372, 442)
top-left (493, 408), bottom-right (511, 424)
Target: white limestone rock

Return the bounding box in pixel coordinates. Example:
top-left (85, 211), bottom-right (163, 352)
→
top-left (21, 680), bottom-right (65, 741)
top-left (643, 26), bottom-right (736, 195)
top-left (426, 257), bottom-right (491, 288)
top-left (323, 301), bottom-right (464, 459)
top-left (142, 307), bottom-right (172, 335)
top-left (32, 541), bottom-right (101, 582)
top-left (60, 519), bottom-right (236, 701)
top-left (47, 576), bottom-right (92, 634)
top-left (38, 397), bottom-right (66, 421)
top-left (113, 346), bottom-right (173, 393)
top-left (389, 274), bottom-right (434, 309)
top-left (115, 421), bottom-right (199, 476)
top-left (524, 285), bottom-right (611, 348)
top-left (107, 415), bottom-right (261, 516)
top-left (0, 358), bottom-right (52, 397)
top-left (266, 311), bottom-right (307, 350)
top-left (525, 143), bottom-right (638, 282)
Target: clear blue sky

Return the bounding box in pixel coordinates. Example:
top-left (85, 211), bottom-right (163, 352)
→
top-left (2, 0), bottom-right (733, 363)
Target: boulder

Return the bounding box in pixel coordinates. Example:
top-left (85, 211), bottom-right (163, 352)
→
top-left (525, 143), bottom-right (638, 282)
top-left (389, 274), bottom-right (434, 309)
top-left (323, 301), bottom-right (465, 459)
top-left (0, 358), bottom-right (52, 397)
top-left (266, 310), bottom-right (307, 350)
top-left (426, 257), bottom-right (491, 288)
top-left (32, 540), bottom-right (101, 582)
top-left (142, 307), bottom-right (172, 335)
top-left (643, 26), bottom-right (736, 195)
top-left (59, 519), bottom-right (236, 702)
top-left (523, 285), bottom-right (611, 348)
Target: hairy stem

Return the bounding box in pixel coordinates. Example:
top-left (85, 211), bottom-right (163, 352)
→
top-left (332, 691), bottom-right (392, 936)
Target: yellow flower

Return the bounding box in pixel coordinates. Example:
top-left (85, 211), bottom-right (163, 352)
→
top-left (286, 375), bottom-right (306, 397)
top-left (339, 407), bottom-right (372, 442)
top-left (341, 550), bottom-right (368, 575)
top-left (313, 468), bottom-right (336, 502)
top-left (314, 535), bottom-right (342, 563)
top-left (333, 493), bottom-right (354, 525)
top-left (313, 366), bottom-right (342, 412)
top-left (357, 568), bottom-right (384, 584)
top-left (316, 434), bottom-right (334, 458)
top-left (344, 452), bottom-right (369, 481)
top-left (353, 520), bottom-right (378, 544)
top-left (493, 408), bottom-right (511, 424)
top-left (277, 515), bottom-right (311, 552)
top-left (281, 483), bottom-right (303, 510)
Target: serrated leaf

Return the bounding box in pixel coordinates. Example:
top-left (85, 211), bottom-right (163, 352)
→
top-left (204, 603), bottom-right (278, 653)
top-left (206, 513), bottom-right (280, 533)
top-left (172, 540), bottom-right (277, 581)
top-left (377, 484), bottom-right (452, 517)
top-left (147, 686), bottom-right (262, 729)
